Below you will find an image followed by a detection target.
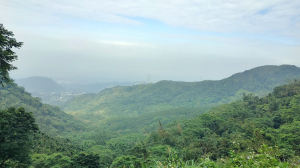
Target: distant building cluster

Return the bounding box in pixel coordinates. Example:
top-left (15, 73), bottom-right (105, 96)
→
top-left (32, 92), bottom-right (86, 105)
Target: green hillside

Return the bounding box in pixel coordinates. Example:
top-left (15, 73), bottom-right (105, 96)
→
top-left (133, 79), bottom-right (300, 167)
top-left (61, 65), bottom-right (300, 122)
top-left (0, 83), bottom-right (86, 136)
top-left (26, 78), bottom-right (300, 167)
top-left (97, 107), bottom-right (209, 134)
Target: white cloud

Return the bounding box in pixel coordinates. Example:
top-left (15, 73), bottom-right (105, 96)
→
top-left (1, 0), bottom-right (300, 36)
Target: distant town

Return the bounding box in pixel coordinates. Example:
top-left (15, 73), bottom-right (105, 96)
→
top-left (30, 91), bottom-right (87, 105)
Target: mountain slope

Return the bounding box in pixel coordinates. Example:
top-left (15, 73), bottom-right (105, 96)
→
top-left (61, 65), bottom-right (300, 121)
top-left (0, 83), bottom-right (86, 136)
top-left (140, 78), bottom-right (300, 166)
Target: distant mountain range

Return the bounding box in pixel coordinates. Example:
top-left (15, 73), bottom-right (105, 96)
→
top-left (15, 77), bottom-right (143, 105)
top-left (15, 76), bottom-right (65, 94)
top-left (60, 65), bottom-right (300, 123)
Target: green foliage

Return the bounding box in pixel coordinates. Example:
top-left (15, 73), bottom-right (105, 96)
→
top-left (152, 148), bottom-right (218, 168)
top-left (71, 152), bottom-right (100, 168)
top-left (107, 134), bottom-right (146, 156)
top-left (224, 145), bottom-right (293, 168)
top-left (0, 107), bottom-right (38, 167)
top-left (110, 155), bottom-right (141, 168)
top-left (32, 153), bottom-right (72, 168)
top-left (32, 132), bottom-right (85, 156)
top-left (0, 24), bottom-right (23, 86)
top-left (151, 145), bottom-right (293, 167)
top-left (98, 107), bottom-right (208, 134)
top-left (139, 80), bottom-right (300, 167)
top-left (32, 152), bottom-right (102, 168)
top-left (88, 145), bottom-right (115, 167)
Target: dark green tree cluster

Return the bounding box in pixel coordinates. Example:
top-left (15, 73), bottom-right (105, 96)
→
top-left (0, 24), bottom-right (23, 86)
top-left (0, 107), bottom-right (38, 167)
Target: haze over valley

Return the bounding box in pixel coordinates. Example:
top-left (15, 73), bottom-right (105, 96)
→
top-left (15, 76), bottom-right (143, 105)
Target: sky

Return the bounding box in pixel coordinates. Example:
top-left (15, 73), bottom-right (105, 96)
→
top-left (1, 0), bottom-right (300, 83)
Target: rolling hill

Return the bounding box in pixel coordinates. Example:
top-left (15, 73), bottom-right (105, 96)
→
top-left (61, 65), bottom-right (300, 123)
top-left (0, 83), bottom-right (86, 136)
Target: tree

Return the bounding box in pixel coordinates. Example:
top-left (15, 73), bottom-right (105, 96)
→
top-left (0, 24), bottom-right (23, 86)
top-left (0, 107), bottom-right (39, 167)
top-left (110, 155), bottom-right (141, 168)
top-left (71, 152), bottom-right (100, 168)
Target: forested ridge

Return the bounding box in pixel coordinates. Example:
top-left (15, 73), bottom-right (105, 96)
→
top-left (59, 65), bottom-right (300, 136)
top-left (61, 65), bottom-right (300, 120)
top-left (2, 78), bottom-right (300, 167)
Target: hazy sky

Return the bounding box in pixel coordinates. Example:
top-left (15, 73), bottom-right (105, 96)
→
top-left (1, 0), bottom-right (300, 83)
